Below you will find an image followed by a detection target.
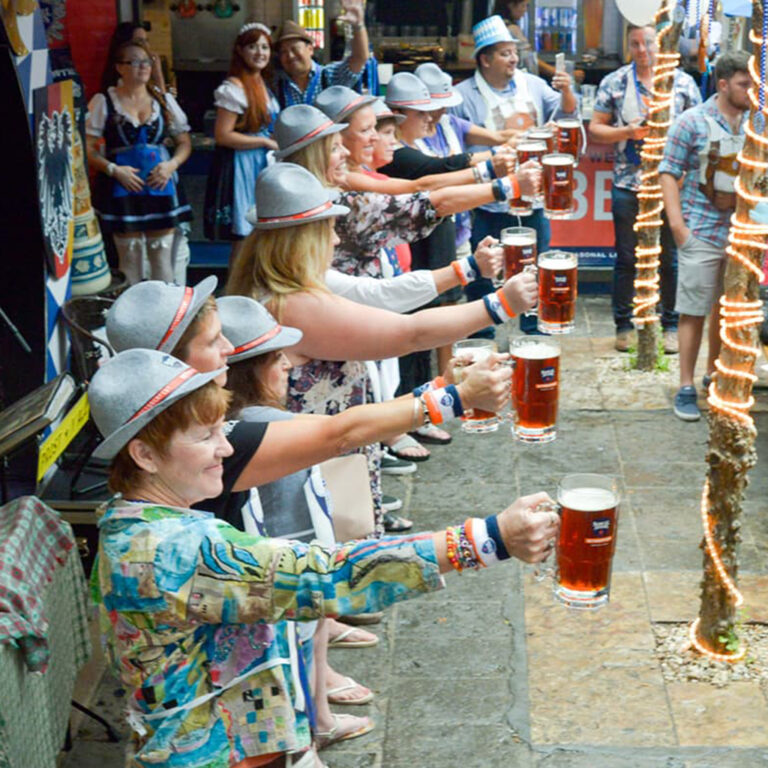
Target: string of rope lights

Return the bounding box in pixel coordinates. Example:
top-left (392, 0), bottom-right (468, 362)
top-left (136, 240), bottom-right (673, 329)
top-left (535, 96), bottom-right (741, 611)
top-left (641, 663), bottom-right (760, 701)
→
top-left (631, 1), bottom-right (682, 326)
top-left (690, 4), bottom-right (768, 662)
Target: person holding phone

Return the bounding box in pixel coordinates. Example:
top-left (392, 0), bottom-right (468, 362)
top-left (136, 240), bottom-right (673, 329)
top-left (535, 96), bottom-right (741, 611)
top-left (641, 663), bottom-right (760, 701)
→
top-left (589, 24), bottom-right (700, 353)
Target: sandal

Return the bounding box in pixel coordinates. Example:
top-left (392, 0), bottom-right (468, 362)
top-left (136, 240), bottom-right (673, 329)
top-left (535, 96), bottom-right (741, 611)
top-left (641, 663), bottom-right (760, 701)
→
top-left (315, 713), bottom-right (374, 750)
top-left (409, 423), bottom-right (452, 445)
top-left (326, 675), bottom-right (375, 705)
top-left (386, 434), bottom-right (430, 462)
top-left (383, 511), bottom-right (413, 532)
top-left (328, 625), bottom-right (380, 649)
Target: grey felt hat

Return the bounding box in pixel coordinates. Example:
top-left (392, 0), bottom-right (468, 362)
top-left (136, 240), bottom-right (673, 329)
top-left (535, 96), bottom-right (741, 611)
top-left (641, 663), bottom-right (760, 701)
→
top-left (106, 276), bottom-right (217, 354)
top-left (252, 163), bottom-right (350, 230)
top-left (384, 72), bottom-right (438, 112)
top-left (90, 349), bottom-right (225, 460)
top-left (371, 98), bottom-right (405, 124)
top-left (414, 62), bottom-right (463, 108)
top-left (315, 85), bottom-right (377, 123)
top-left (217, 296), bottom-right (303, 362)
top-left (274, 104), bottom-right (348, 160)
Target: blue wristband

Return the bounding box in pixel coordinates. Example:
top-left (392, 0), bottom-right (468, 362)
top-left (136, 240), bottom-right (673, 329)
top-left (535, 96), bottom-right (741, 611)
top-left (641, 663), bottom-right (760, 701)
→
top-left (485, 514), bottom-right (511, 561)
top-left (467, 253), bottom-right (480, 277)
top-left (413, 381), bottom-right (431, 396)
top-left (484, 158), bottom-right (498, 180)
top-left (445, 384), bottom-right (464, 417)
top-left (483, 293), bottom-right (503, 324)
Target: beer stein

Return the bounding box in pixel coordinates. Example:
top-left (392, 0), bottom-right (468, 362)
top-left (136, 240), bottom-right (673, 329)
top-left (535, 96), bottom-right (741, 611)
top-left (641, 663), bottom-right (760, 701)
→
top-left (556, 118), bottom-right (583, 166)
top-left (553, 474), bottom-right (620, 609)
top-left (536, 250), bottom-right (578, 334)
top-left (452, 339), bottom-right (500, 433)
top-left (542, 153), bottom-right (576, 220)
top-left (508, 337), bottom-right (560, 443)
top-left (527, 127), bottom-right (557, 154)
top-left (498, 226), bottom-right (537, 285)
top-left (510, 141), bottom-right (547, 214)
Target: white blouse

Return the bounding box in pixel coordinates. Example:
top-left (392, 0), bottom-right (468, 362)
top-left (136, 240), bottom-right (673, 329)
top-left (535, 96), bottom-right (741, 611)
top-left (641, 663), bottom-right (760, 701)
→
top-left (86, 87), bottom-right (191, 138)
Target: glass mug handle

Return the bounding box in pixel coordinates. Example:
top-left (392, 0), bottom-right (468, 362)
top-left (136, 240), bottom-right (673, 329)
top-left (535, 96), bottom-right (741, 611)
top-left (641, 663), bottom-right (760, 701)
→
top-left (487, 238), bottom-right (505, 288)
top-left (522, 263), bottom-right (538, 317)
top-left (531, 499), bottom-right (561, 583)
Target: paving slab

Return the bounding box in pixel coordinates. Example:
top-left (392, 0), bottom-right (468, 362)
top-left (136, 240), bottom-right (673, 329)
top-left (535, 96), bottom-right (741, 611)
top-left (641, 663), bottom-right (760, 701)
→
top-left (667, 681), bottom-right (768, 746)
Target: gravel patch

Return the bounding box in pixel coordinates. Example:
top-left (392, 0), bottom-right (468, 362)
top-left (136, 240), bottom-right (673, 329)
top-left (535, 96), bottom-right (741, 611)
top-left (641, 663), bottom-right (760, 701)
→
top-left (654, 622), bottom-right (768, 688)
top-left (596, 352), bottom-right (680, 388)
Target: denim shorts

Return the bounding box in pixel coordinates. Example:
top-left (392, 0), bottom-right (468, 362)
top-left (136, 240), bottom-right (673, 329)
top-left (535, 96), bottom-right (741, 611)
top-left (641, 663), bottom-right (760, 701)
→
top-left (675, 233), bottom-right (726, 316)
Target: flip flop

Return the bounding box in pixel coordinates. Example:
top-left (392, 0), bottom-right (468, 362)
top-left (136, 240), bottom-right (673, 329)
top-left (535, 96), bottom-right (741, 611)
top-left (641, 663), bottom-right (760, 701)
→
top-left (409, 423), bottom-right (452, 445)
top-left (328, 626), bottom-right (380, 649)
top-left (387, 434), bottom-right (430, 461)
top-left (315, 713), bottom-right (374, 750)
top-left (383, 511), bottom-right (413, 532)
top-left (326, 675), bottom-right (375, 705)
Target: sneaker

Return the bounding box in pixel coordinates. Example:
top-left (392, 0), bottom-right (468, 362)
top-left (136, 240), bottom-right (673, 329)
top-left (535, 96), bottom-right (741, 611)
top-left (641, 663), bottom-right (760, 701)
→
top-left (381, 451), bottom-right (417, 476)
top-left (381, 495), bottom-right (403, 512)
top-left (674, 385), bottom-right (701, 421)
top-left (702, 373), bottom-right (714, 390)
top-left (615, 329), bottom-right (635, 352)
top-left (663, 330), bottom-right (679, 354)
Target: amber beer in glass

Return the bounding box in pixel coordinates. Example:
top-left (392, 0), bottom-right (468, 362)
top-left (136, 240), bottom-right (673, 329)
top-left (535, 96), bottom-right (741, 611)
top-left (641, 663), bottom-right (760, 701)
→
top-left (537, 250), bottom-right (578, 334)
top-left (452, 339), bottom-right (499, 433)
top-left (527, 127), bottom-right (556, 154)
top-left (556, 118), bottom-right (582, 165)
top-left (509, 338), bottom-right (560, 443)
top-left (542, 153), bottom-right (575, 219)
top-left (555, 474), bottom-right (620, 609)
top-left (509, 140), bottom-right (547, 214)
top-left (501, 226), bottom-right (537, 279)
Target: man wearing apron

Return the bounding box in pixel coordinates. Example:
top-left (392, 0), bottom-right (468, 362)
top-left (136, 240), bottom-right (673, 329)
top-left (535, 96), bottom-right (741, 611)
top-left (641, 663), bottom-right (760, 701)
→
top-left (659, 51), bottom-right (750, 421)
top-left (451, 15), bottom-right (577, 336)
top-left (590, 24), bottom-right (700, 354)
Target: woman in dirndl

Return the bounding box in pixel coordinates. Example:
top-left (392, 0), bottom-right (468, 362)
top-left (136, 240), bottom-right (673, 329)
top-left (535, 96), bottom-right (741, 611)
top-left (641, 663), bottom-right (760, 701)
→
top-left (204, 21), bottom-right (279, 263)
top-left (86, 39), bottom-right (192, 285)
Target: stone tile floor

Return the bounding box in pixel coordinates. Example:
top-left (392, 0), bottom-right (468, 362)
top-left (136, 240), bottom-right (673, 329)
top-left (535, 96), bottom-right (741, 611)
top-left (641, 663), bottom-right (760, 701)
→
top-left (62, 295), bottom-right (768, 767)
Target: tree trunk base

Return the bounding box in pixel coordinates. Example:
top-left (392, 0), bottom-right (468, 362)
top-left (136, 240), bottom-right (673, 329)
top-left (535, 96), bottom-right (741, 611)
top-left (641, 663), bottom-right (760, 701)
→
top-left (635, 323), bottom-right (659, 371)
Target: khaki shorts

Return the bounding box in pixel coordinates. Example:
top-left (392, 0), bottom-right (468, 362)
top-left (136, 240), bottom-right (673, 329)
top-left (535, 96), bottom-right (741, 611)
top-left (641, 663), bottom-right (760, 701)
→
top-left (675, 233), bottom-right (726, 317)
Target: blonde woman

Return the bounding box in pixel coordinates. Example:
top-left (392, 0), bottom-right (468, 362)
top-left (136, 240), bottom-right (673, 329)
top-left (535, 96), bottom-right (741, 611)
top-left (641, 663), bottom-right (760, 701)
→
top-left (227, 162), bottom-right (537, 534)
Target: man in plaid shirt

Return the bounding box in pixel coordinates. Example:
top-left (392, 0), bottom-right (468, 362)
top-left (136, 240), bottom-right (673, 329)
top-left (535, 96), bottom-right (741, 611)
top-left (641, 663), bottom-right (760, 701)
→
top-left (275, 0), bottom-right (367, 109)
top-left (659, 51), bottom-right (750, 421)
top-left (589, 24), bottom-right (700, 354)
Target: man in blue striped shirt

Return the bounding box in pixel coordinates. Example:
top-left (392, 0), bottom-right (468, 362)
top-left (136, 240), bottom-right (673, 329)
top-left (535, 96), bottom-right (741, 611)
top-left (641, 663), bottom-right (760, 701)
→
top-left (658, 51), bottom-right (750, 421)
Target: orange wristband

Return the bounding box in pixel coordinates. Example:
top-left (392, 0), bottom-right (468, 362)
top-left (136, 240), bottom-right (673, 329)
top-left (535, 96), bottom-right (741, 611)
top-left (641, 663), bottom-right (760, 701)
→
top-left (495, 287), bottom-right (517, 319)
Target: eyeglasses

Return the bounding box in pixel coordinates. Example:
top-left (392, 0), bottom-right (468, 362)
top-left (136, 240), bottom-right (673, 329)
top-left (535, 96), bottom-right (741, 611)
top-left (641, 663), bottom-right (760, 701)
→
top-left (119, 59), bottom-right (152, 68)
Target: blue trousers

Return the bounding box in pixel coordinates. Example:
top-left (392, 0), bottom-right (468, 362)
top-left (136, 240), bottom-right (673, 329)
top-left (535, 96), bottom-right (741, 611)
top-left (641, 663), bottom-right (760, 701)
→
top-left (467, 207), bottom-right (551, 337)
top-left (611, 186), bottom-right (679, 332)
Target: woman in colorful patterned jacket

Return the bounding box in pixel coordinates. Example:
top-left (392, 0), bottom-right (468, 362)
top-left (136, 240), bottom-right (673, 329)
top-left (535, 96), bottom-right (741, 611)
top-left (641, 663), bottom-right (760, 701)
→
top-left (88, 346), bottom-right (560, 768)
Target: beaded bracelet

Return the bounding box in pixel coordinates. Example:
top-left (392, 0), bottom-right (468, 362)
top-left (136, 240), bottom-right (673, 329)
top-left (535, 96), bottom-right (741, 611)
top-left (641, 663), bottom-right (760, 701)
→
top-left (445, 526), bottom-right (463, 571)
top-left (445, 523), bottom-right (484, 572)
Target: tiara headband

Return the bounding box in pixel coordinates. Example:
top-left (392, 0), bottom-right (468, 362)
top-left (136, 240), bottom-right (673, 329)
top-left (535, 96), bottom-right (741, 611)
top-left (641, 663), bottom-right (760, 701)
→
top-left (239, 21), bottom-right (271, 37)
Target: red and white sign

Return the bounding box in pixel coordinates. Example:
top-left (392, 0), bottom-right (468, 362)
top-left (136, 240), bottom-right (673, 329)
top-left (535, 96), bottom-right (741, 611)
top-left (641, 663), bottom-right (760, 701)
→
top-left (550, 139), bottom-right (615, 253)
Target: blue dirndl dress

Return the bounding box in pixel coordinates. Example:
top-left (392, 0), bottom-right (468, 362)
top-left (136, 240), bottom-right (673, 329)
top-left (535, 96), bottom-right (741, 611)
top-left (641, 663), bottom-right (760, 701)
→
top-left (204, 79), bottom-right (279, 239)
top-left (89, 88), bottom-right (192, 234)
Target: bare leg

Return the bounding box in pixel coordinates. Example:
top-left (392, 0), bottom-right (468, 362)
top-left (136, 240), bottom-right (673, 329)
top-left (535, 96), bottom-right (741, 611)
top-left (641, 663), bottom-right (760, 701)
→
top-left (113, 233), bottom-right (145, 285)
top-left (677, 314), bottom-right (705, 388)
top-left (145, 229), bottom-right (175, 282)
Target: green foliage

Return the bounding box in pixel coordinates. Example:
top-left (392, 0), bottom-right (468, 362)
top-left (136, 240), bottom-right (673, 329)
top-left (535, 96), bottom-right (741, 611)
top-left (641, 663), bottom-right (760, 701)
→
top-left (624, 339), bottom-right (669, 373)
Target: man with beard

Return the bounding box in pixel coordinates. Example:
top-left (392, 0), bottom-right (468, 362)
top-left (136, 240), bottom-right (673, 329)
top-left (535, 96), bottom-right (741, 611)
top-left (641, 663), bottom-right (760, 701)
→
top-left (659, 51), bottom-right (751, 421)
top-left (589, 24), bottom-right (700, 354)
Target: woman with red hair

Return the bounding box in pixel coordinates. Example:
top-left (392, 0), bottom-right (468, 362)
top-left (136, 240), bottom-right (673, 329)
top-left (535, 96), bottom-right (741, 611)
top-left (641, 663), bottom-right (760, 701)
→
top-left (205, 22), bottom-right (280, 258)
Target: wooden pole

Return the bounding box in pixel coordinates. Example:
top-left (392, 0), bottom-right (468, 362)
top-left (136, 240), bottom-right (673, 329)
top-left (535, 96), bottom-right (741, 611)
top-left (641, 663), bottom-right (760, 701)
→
top-left (632, 1), bottom-right (684, 370)
top-left (693, 0), bottom-right (766, 659)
